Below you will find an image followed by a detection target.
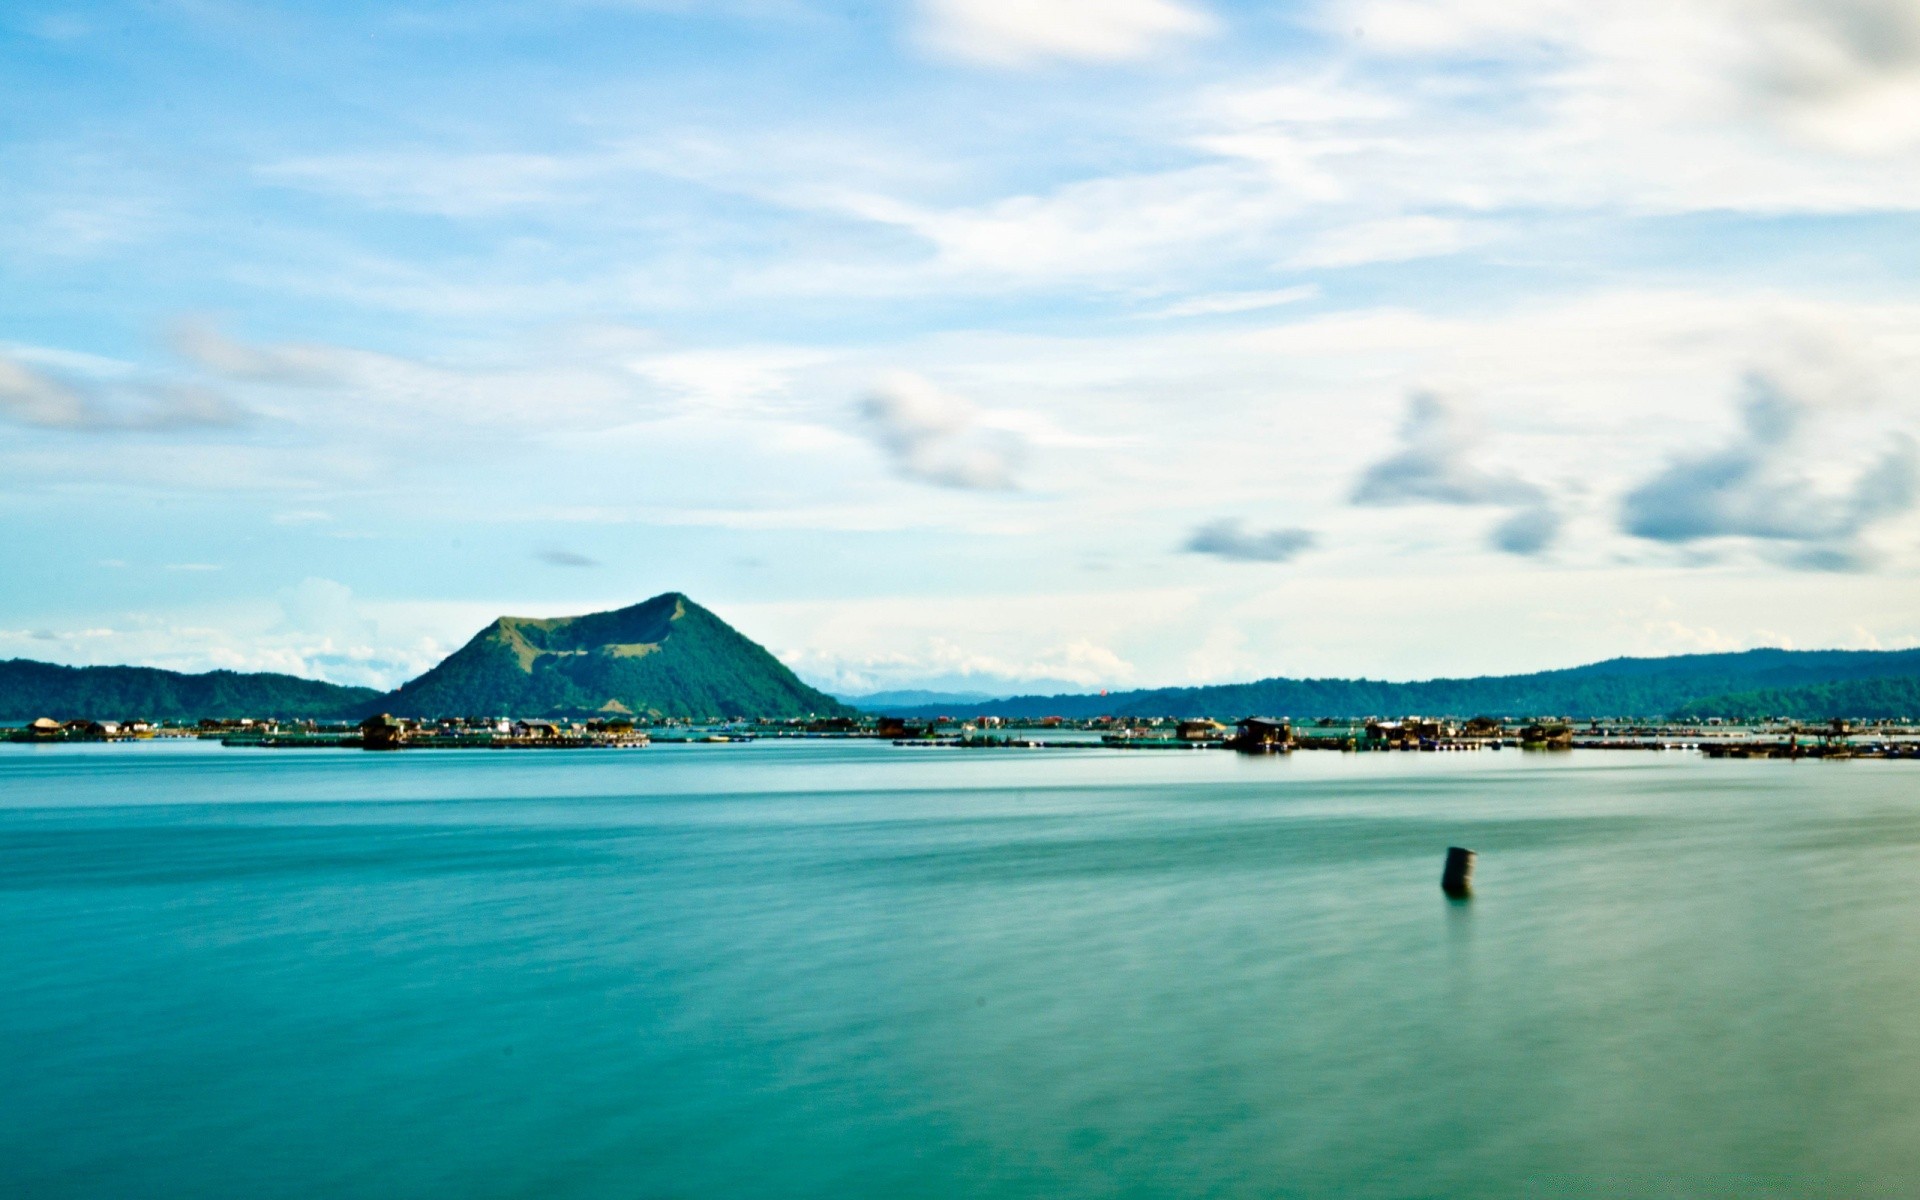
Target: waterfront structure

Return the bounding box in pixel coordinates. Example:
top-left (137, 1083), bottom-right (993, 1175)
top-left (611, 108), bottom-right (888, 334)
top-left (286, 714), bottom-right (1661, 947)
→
top-left (360, 713), bottom-right (407, 750)
top-left (1228, 717), bottom-right (1293, 753)
top-left (1520, 722), bottom-right (1574, 749)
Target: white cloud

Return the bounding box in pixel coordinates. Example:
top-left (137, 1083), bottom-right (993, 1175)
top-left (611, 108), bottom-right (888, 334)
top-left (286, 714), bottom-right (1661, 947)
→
top-left (712, 1), bottom-right (1920, 298)
top-left (1284, 216), bottom-right (1489, 270)
top-left (277, 577), bottom-right (376, 644)
top-left (857, 372), bottom-right (1026, 490)
top-left (0, 351), bottom-right (248, 432)
top-left (627, 346), bottom-right (831, 415)
top-left (0, 356), bottom-right (89, 428)
top-left (1150, 285), bottom-right (1319, 318)
top-left (24, 0), bottom-right (1920, 694)
top-left (171, 319), bottom-right (350, 385)
top-left (739, 588), bottom-right (1201, 692)
top-left (1620, 371), bottom-right (1918, 569)
top-left (795, 634), bottom-right (1135, 693)
top-left (919, 0), bottom-right (1215, 66)
top-left (1333, 0), bottom-right (1920, 156)
top-left (857, 163), bottom-right (1293, 281)
top-left (0, 586), bottom-right (469, 690)
top-left (1351, 392), bottom-right (1562, 556)
top-left (1187, 11), bottom-right (1920, 231)
top-left (1352, 392), bottom-right (1543, 508)
top-left (258, 150), bottom-right (588, 217)
top-left (219, 2), bottom-right (1920, 313)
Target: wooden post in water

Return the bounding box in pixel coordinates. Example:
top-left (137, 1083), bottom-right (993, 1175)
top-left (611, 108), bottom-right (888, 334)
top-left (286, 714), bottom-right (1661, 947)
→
top-left (1441, 847), bottom-right (1476, 899)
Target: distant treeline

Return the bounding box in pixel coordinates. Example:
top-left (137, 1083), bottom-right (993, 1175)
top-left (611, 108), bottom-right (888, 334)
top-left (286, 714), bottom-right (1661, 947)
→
top-left (0, 660), bottom-right (377, 722)
top-left (863, 648), bottom-right (1920, 721)
top-left (1671, 676), bottom-right (1920, 722)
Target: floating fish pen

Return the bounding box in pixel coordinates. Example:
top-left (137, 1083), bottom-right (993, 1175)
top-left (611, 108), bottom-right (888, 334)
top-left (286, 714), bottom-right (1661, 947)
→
top-left (1099, 735), bottom-right (1220, 750)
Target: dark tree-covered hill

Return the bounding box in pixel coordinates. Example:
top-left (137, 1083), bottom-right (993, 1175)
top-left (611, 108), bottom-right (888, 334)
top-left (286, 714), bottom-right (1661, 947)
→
top-left (1672, 676), bottom-right (1920, 722)
top-left (866, 647), bottom-right (1920, 721)
top-left (0, 660), bottom-right (378, 722)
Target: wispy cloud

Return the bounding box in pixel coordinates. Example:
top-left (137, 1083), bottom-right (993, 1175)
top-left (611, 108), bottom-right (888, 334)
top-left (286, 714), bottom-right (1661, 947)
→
top-left (171, 319), bottom-right (349, 385)
top-left (0, 351), bottom-right (248, 432)
top-left (1330, 0), bottom-right (1920, 162)
top-left (1353, 392), bottom-right (1541, 507)
top-left (1283, 216), bottom-right (1489, 270)
top-left (534, 548), bottom-right (601, 567)
top-left (857, 372), bottom-right (1025, 490)
top-left (15, 0), bottom-right (1920, 689)
top-left (257, 150), bottom-right (589, 218)
top-left (1149, 285), bottom-right (1319, 318)
top-left (1183, 519), bottom-right (1316, 563)
top-left (1620, 371), bottom-right (1917, 569)
top-left (918, 0), bottom-right (1215, 67)
top-left (0, 356), bottom-right (89, 428)
top-left (1748, 0), bottom-right (1920, 153)
top-left (1352, 392), bottom-right (1560, 555)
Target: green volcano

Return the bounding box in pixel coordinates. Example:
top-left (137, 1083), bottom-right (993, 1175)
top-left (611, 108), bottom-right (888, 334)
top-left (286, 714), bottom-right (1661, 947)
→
top-left (374, 593), bottom-right (850, 720)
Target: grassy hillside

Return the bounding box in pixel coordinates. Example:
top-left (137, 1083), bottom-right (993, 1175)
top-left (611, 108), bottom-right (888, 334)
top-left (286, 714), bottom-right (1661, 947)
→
top-left (374, 592), bottom-right (854, 720)
top-left (0, 659), bottom-right (378, 722)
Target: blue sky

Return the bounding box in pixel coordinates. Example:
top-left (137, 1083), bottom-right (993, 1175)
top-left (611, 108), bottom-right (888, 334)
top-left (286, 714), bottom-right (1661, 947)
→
top-left (6, 0), bottom-right (1920, 694)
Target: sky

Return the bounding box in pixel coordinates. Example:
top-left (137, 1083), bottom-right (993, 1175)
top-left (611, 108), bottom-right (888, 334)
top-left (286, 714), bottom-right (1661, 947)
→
top-left (5, 0), bottom-right (1920, 696)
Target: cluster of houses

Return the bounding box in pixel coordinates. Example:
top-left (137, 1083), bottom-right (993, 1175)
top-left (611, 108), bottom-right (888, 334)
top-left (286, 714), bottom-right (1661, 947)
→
top-left (355, 714), bottom-right (651, 750)
top-left (8, 717), bottom-right (166, 742)
top-left (1359, 717), bottom-right (1573, 749)
top-left (1089, 715), bottom-right (1573, 753)
top-left (1, 713), bottom-right (660, 749)
top-left (27, 710), bottom-right (1896, 757)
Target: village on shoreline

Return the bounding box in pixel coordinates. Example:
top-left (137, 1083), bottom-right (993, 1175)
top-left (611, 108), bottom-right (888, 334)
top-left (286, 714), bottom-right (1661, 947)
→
top-left (6, 711), bottom-right (1920, 760)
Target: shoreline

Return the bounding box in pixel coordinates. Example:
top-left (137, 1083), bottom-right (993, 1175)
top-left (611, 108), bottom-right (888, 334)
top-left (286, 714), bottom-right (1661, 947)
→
top-left (6, 729), bottom-right (1919, 760)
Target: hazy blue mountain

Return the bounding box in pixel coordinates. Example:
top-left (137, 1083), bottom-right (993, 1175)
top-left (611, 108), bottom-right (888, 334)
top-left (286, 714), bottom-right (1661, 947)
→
top-left (372, 593), bottom-right (855, 720)
top-left (863, 647), bottom-right (1920, 721)
top-left (0, 659), bottom-right (378, 722)
top-left (840, 689), bottom-right (1006, 710)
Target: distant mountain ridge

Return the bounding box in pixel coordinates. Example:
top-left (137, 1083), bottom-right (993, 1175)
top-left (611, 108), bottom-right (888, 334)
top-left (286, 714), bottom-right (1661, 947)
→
top-left (0, 659), bottom-right (377, 722)
top-left (866, 647), bottom-right (1920, 721)
top-left (841, 688), bottom-right (1006, 709)
top-left (372, 592), bottom-right (853, 720)
top-left (2, 593), bottom-right (852, 723)
top-left (9, 617), bottom-right (1919, 724)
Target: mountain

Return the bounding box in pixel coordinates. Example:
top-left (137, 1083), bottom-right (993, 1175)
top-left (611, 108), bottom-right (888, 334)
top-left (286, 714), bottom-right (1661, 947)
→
top-left (841, 689), bottom-right (1006, 710)
top-left (0, 659), bottom-right (378, 722)
top-left (863, 647), bottom-right (1920, 721)
top-left (14, 618), bottom-right (1918, 726)
top-left (372, 592), bottom-right (854, 720)
top-left (1672, 676), bottom-right (1920, 722)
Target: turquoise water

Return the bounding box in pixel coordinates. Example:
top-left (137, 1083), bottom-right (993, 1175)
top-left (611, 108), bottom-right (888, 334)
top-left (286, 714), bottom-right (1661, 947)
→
top-left (5, 741), bottom-right (1920, 1198)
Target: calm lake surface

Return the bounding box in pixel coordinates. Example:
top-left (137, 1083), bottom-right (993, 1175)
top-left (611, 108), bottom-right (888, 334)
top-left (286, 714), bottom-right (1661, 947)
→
top-left (5, 740), bottom-right (1920, 1198)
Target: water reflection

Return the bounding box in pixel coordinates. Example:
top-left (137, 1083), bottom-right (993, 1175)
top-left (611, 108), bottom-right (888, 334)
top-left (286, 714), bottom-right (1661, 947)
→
top-left (2, 743), bottom-right (1917, 1198)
